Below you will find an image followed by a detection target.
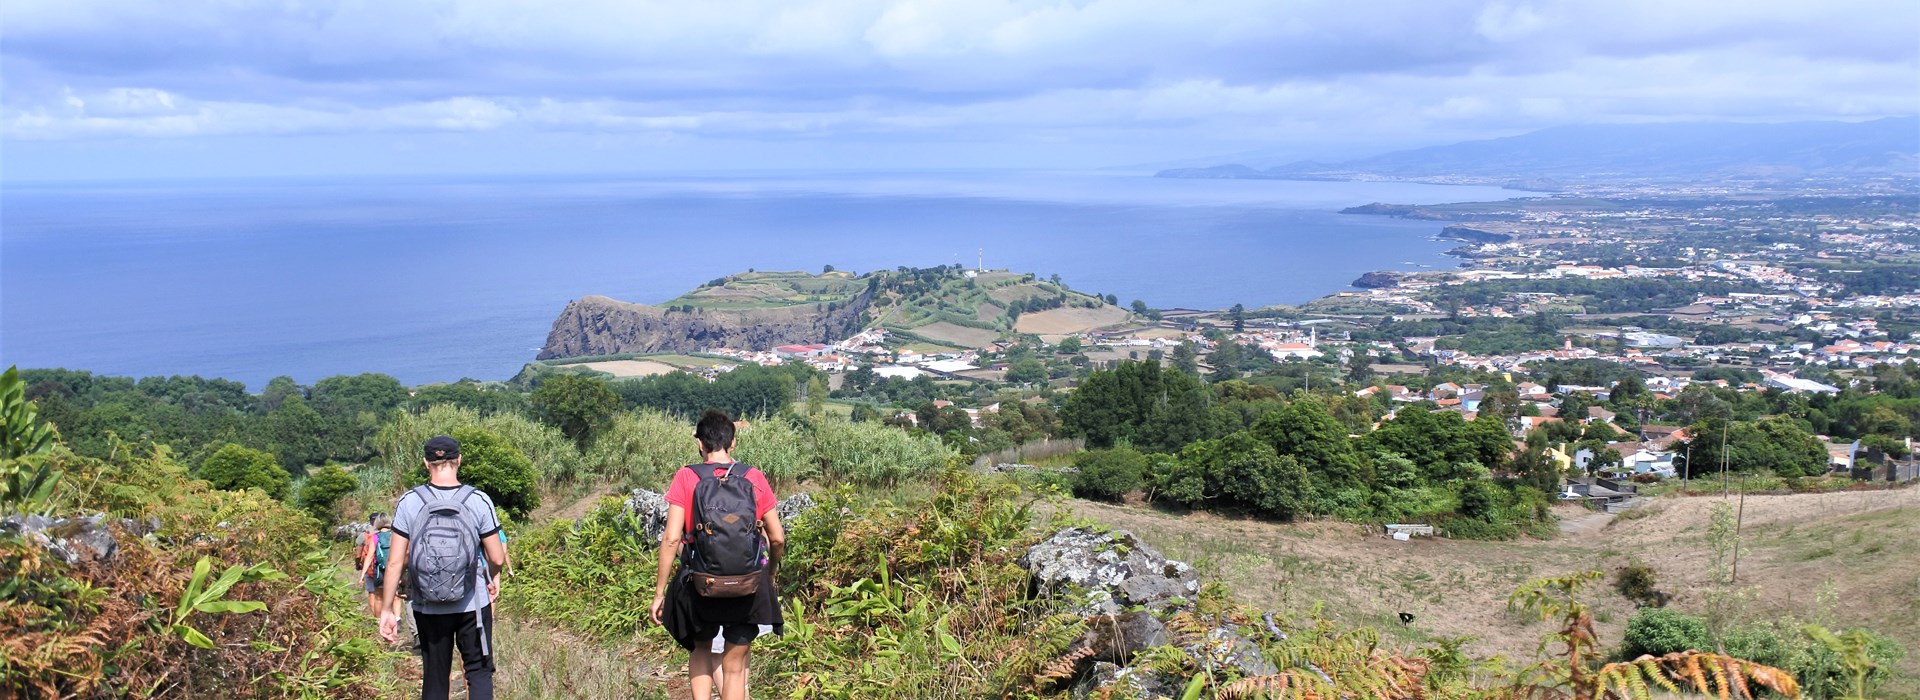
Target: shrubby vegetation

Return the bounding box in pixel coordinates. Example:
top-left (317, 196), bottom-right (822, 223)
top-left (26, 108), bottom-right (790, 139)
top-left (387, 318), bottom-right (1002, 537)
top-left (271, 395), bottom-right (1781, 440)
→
top-left (2, 367), bottom-right (389, 697)
top-left (1621, 607), bottom-right (1904, 699)
top-left (370, 405), bottom-right (578, 503)
top-left (1059, 362), bottom-right (1551, 537)
top-left (197, 443), bottom-right (291, 501)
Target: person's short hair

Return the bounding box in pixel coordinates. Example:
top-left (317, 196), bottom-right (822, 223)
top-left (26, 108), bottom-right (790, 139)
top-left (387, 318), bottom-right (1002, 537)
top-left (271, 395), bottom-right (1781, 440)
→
top-left (372, 514), bottom-right (392, 530)
top-left (695, 409), bottom-right (735, 454)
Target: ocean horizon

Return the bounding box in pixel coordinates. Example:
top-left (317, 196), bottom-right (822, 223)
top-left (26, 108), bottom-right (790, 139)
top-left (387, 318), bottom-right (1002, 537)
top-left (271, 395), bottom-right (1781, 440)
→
top-left (1, 170), bottom-right (1514, 388)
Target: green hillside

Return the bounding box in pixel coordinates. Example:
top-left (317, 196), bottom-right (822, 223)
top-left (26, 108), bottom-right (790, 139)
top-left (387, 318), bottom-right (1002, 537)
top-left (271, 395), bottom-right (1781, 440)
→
top-left (663, 266), bottom-right (1124, 349)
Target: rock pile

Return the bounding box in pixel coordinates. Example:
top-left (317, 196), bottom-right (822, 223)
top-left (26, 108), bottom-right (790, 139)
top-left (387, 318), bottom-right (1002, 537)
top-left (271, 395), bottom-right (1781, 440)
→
top-left (1018, 526), bottom-right (1281, 699)
top-left (2, 514), bottom-right (122, 565)
top-left (1018, 527), bottom-right (1200, 616)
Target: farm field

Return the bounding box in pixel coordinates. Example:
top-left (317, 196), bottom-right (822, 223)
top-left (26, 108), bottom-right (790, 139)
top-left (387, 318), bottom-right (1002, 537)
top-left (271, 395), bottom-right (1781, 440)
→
top-left (567, 359), bottom-right (679, 378)
top-left (1014, 305), bottom-right (1131, 336)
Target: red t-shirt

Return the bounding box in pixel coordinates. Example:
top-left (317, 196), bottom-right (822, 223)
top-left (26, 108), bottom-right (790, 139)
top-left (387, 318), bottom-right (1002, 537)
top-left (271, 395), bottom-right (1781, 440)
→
top-left (664, 463), bottom-right (776, 535)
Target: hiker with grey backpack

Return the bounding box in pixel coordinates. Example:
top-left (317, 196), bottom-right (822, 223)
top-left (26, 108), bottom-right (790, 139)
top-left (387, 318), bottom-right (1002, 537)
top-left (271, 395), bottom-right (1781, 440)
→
top-left (651, 410), bottom-right (787, 700)
top-left (379, 436), bottom-right (509, 700)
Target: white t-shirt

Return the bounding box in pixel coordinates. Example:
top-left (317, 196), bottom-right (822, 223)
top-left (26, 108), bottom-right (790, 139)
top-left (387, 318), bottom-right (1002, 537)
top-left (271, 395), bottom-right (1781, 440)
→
top-left (391, 484), bottom-right (500, 615)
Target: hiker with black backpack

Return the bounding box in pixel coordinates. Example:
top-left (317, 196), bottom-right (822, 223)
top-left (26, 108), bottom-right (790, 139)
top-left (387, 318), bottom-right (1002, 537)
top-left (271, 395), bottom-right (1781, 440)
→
top-left (378, 436), bottom-right (509, 700)
top-left (651, 410), bottom-right (787, 700)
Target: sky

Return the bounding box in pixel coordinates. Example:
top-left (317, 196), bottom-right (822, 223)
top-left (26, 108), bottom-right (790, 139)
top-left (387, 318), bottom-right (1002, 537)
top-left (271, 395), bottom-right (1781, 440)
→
top-left (3, 0), bottom-right (1917, 181)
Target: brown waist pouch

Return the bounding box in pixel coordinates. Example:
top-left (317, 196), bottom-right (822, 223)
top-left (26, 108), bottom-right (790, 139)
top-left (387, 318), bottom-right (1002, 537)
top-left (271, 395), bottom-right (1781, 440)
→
top-left (691, 569), bottom-right (762, 598)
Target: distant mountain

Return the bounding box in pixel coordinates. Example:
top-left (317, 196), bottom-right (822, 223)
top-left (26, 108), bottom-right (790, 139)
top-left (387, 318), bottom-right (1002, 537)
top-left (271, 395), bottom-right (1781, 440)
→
top-left (1158, 117), bottom-right (1919, 184)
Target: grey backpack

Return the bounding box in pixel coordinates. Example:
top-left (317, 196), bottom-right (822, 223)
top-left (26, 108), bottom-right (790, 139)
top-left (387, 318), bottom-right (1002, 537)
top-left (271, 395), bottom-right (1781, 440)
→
top-left (406, 485), bottom-right (480, 606)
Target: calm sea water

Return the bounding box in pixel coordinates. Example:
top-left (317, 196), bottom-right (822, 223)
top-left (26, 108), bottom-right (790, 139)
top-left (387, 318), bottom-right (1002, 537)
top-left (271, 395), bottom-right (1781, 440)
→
top-left (1, 171), bottom-right (1512, 387)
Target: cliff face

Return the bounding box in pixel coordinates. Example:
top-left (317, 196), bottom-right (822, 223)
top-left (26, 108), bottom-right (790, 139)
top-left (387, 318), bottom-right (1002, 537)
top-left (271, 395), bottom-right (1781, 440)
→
top-left (536, 290), bottom-right (873, 359)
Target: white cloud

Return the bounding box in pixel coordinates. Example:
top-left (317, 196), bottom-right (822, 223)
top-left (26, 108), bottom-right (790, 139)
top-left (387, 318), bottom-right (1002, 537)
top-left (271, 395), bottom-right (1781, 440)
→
top-left (0, 0), bottom-right (1913, 172)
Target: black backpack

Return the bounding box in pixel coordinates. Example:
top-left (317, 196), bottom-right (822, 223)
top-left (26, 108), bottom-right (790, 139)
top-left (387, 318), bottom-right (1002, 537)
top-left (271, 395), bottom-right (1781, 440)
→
top-left (683, 463), bottom-right (765, 598)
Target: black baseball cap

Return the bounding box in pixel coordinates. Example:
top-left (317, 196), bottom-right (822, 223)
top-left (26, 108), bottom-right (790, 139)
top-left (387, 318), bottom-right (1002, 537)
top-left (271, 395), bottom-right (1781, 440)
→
top-left (424, 436), bottom-right (461, 461)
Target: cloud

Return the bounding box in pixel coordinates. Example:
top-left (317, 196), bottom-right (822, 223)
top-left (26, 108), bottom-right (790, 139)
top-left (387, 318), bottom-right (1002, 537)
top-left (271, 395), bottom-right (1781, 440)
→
top-left (1, 0), bottom-right (1914, 171)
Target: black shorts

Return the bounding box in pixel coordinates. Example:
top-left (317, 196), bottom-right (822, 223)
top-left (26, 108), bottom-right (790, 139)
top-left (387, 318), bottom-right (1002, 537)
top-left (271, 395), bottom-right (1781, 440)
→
top-left (682, 623), bottom-right (761, 650)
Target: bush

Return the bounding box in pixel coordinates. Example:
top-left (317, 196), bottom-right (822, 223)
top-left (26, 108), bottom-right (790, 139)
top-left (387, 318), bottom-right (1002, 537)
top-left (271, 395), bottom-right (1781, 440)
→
top-left (371, 405), bottom-right (579, 492)
top-left (733, 415), bottom-right (814, 485)
top-left (1620, 608), bottom-right (1710, 658)
top-left (530, 373), bottom-right (621, 446)
top-left (1613, 563), bottom-right (1666, 607)
top-left (411, 427), bottom-right (540, 519)
top-left (295, 464), bottom-right (357, 524)
top-left (584, 410), bottom-right (697, 489)
top-left (1070, 448), bottom-right (1147, 501)
top-left (197, 443), bottom-right (290, 501)
top-left (6, 442), bottom-right (385, 697)
top-left (812, 418), bottom-right (956, 485)
top-left (1733, 622), bottom-right (1905, 700)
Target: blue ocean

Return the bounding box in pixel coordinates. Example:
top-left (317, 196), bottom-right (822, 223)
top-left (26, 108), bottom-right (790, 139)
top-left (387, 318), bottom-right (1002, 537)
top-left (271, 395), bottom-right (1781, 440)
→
top-left (1, 171), bottom-right (1512, 388)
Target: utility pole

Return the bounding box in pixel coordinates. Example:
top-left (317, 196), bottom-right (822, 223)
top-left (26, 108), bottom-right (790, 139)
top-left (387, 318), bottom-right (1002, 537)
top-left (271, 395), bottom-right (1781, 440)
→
top-left (1720, 421), bottom-right (1731, 499)
top-left (1732, 471), bottom-right (1749, 582)
top-left (1683, 444), bottom-right (1692, 494)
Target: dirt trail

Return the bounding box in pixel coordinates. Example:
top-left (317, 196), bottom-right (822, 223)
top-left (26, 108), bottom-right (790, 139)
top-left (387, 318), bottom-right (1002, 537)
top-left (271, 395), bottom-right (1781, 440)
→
top-left (1556, 509), bottom-right (1614, 536)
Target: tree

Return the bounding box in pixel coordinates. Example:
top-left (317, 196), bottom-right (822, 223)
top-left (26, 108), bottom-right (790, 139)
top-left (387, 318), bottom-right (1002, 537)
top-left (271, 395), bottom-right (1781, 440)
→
top-left (1163, 432), bottom-right (1311, 520)
top-left (260, 376), bottom-right (302, 414)
top-left (1559, 392), bottom-right (1596, 423)
top-left (1131, 299), bottom-right (1151, 317)
top-left (1456, 478), bottom-right (1502, 521)
top-left (410, 380), bottom-right (527, 415)
top-left (1170, 342), bottom-right (1200, 375)
top-left (1229, 303), bottom-right (1246, 332)
top-left (1056, 336), bottom-right (1083, 355)
top-left (805, 376), bottom-right (828, 415)
top-left (1005, 360), bottom-right (1048, 386)
top-left (311, 373), bottom-right (408, 417)
top-left (916, 403), bottom-right (972, 435)
top-left (1346, 350), bottom-right (1373, 382)
top-left (1477, 387), bottom-right (1521, 425)
top-left (1511, 433), bottom-right (1562, 492)
top-left (199, 443), bottom-right (290, 500)
top-left (1253, 399), bottom-right (1367, 492)
top-left (262, 394), bottom-right (336, 472)
top-left (1103, 293), bottom-right (1119, 306)
top-left (1060, 361), bottom-right (1214, 453)
top-left (418, 426), bottom-right (540, 518)
top-left (297, 464), bottom-right (358, 524)
top-left (1209, 342), bottom-right (1244, 383)
top-left (531, 374), bottom-right (621, 446)
top-left (1678, 417), bottom-right (1827, 478)
top-left (1463, 415), bottom-right (1517, 472)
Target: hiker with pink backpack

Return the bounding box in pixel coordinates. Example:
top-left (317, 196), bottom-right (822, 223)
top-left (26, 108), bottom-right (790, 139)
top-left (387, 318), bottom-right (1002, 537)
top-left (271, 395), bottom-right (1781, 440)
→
top-left (650, 410), bottom-right (788, 700)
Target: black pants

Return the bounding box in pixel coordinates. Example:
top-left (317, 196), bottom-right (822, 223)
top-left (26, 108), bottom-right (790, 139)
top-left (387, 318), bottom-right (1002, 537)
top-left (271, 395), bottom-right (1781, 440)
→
top-left (414, 605), bottom-right (494, 700)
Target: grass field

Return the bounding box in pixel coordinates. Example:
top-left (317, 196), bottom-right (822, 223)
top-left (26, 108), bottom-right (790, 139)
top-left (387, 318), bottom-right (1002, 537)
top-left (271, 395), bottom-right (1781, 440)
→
top-left (567, 359), bottom-right (680, 378)
top-left (662, 270), bottom-right (864, 310)
top-left (913, 321), bottom-right (1002, 348)
top-left (646, 354), bottom-right (733, 369)
top-left (1013, 305), bottom-right (1130, 335)
top-left (1057, 486), bottom-right (1920, 696)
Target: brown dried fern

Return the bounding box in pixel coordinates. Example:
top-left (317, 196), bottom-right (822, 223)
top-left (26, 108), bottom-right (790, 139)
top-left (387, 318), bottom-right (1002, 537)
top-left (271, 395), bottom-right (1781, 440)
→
top-left (1033, 644), bottom-right (1096, 688)
top-left (1590, 651), bottom-right (1801, 700)
top-left (1216, 670), bottom-right (1329, 700)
